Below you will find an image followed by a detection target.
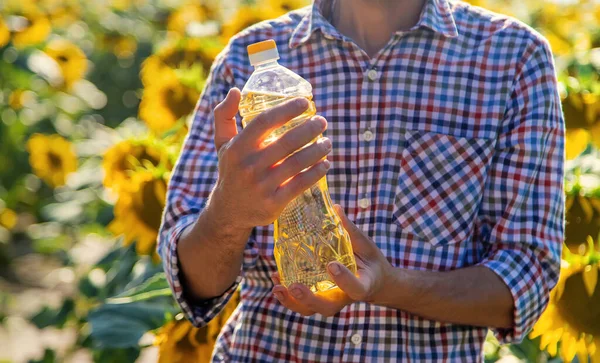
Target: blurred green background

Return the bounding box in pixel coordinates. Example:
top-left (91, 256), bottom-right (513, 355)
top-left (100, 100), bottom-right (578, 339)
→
top-left (0, 0), bottom-right (599, 362)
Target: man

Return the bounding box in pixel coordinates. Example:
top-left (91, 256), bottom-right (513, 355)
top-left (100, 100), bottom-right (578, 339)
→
top-left (158, 0), bottom-right (565, 361)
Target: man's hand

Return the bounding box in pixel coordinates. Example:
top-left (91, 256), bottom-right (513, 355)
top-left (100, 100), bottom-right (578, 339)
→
top-left (178, 87), bottom-right (332, 300)
top-left (208, 87), bottom-right (332, 231)
top-left (270, 205), bottom-right (514, 329)
top-left (271, 204), bottom-right (395, 317)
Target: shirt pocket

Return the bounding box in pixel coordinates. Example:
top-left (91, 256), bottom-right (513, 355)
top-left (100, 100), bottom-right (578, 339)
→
top-left (393, 130), bottom-right (495, 246)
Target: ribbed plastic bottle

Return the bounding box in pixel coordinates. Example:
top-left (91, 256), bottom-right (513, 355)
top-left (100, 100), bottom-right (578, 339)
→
top-left (239, 40), bottom-right (357, 292)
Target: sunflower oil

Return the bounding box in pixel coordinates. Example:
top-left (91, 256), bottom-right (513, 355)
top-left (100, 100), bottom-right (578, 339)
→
top-left (240, 40), bottom-right (356, 292)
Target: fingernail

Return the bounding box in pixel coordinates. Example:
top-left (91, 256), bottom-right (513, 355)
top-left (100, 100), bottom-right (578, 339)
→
top-left (328, 263), bottom-right (341, 276)
top-left (322, 138), bottom-right (332, 151)
top-left (322, 159), bottom-right (331, 170)
top-left (290, 288), bottom-right (303, 299)
top-left (274, 292), bottom-right (284, 301)
top-left (318, 116), bottom-right (327, 130)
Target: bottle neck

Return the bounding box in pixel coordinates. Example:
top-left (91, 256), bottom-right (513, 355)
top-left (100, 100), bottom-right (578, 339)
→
top-left (254, 59), bottom-right (279, 70)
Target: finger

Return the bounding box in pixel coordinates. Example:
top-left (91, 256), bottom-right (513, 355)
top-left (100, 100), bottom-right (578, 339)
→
top-left (269, 137), bottom-right (331, 187)
top-left (274, 159), bottom-right (330, 204)
top-left (334, 204), bottom-right (378, 257)
top-left (214, 88), bottom-right (241, 151)
top-left (270, 271), bottom-right (281, 285)
top-left (259, 116), bottom-right (327, 168)
top-left (240, 98), bottom-right (310, 145)
top-left (272, 285), bottom-right (315, 316)
top-left (327, 262), bottom-right (368, 302)
top-left (287, 283), bottom-right (350, 317)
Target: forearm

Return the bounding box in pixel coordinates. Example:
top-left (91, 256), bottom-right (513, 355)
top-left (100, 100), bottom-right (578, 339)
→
top-left (379, 265), bottom-right (513, 329)
top-left (177, 201), bottom-right (252, 301)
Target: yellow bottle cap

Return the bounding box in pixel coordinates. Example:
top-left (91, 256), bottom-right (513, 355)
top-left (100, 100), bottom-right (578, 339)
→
top-left (247, 39), bottom-right (279, 66)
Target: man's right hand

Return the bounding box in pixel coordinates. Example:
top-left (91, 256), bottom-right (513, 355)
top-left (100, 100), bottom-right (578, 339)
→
top-left (207, 87), bottom-right (332, 231)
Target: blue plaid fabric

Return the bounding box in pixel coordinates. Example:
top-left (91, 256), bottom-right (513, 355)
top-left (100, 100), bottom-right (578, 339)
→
top-left (158, 0), bottom-right (565, 361)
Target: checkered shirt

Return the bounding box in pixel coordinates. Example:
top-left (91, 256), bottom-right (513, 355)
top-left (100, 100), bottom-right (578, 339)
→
top-left (158, 0), bottom-right (565, 361)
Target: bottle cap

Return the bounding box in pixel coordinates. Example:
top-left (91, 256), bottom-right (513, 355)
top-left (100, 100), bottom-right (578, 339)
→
top-left (247, 39), bottom-right (279, 66)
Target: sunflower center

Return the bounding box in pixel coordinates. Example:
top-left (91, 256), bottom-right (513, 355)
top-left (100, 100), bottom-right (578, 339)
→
top-left (57, 54), bottom-right (69, 63)
top-left (164, 84), bottom-right (196, 121)
top-left (119, 146), bottom-right (161, 173)
top-left (565, 196), bottom-right (600, 250)
top-left (132, 178), bottom-right (165, 231)
top-left (48, 151), bottom-right (63, 169)
top-left (556, 269), bottom-right (600, 335)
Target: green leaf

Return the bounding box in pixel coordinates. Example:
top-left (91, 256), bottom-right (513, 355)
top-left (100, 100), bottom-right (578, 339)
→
top-left (92, 347), bottom-right (140, 363)
top-left (108, 272), bottom-right (171, 304)
top-left (28, 348), bottom-right (56, 363)
top-left (89, 299), bottom-right (176, 348)
top-left (30, 299), bottom-right (75, 329)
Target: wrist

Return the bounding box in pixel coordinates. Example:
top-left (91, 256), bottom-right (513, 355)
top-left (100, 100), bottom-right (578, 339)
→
top-left (203, 192), bottom-right (253, 238)
top-left (375, 267), bottom-right (413, 309)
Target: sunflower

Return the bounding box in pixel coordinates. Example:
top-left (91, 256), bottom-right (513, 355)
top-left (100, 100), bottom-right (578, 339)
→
top-left (0, 208), bottom-right (18, 230)
top-left (563, 92), bottom-right (598, 129)
top-left (565, 193), bottom-right (600, 253)
top-left (565, 129), bottom-right (590, 160)
top-left (99, 33), bottom-right (138, 59)
top-left (108, 171), bottom-right (167, 258)
top-left (10, 13), bottom-right (51, 49)
top-left (9, 89), bottom-right (25, 110)
top-left (42, 0), bottom-right (81, 28)
top-left (167, 3), bottom-right (217, 37)
top-left (155, 290), bottom-right (241, 363)
top-left (111, 0), bottom-right (145, 11)
top-left (140, 38), bottom-right (221, 87)
top-left (260, 0), bottom-right (310, 15)
top-left (590, 121), bottom-right (600, 150)
top-left (0, 18), bottom-right (9, 48)
top-left (26, 134), bottom-right (77, 188)
top-left (44, 39), bottom-right (88, 89)
top-left (139, 73), bottom-right (199, 134)
top-left (220, 5), bottom-right (279, 41)
top-left (530, 250), bottom-right (600, 363)
top-left (102, 138), bottom-right (172, 193)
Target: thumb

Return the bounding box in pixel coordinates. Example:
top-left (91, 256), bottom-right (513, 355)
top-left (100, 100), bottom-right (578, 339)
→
top-left (213, 88), bottom-right (241, 151)
top-left (334, 204), bottom-right (378, 257)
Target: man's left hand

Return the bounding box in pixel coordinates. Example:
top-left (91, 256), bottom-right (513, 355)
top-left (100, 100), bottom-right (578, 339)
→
top-left (271, 204), bottom-right (395, 317)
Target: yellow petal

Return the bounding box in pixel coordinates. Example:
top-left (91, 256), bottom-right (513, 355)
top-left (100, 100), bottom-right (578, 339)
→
top-left (576, 339), bottom-right (590, 363)
top-left (583, 264), bottom-right (598, 297)
top-left (548, 340), bottom-right (558, 357)
top-left (579, 196), bottom-right (595, 224)
top-left (554, 278), bottom-right (565, 301)
top-left (592, 338), bottom-right (600, 363)
top-left (562, 334), bottom-right (578, 362)
top-left (565, 129), bottom-right (590, 160)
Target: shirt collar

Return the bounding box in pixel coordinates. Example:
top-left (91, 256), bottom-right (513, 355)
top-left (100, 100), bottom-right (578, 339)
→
top-left (289, 0), bottom-right (458, 49)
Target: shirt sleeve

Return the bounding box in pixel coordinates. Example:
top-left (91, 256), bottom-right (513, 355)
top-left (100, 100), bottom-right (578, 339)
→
top-left (157, 47), bottom-right (256, 327)
top-left (476, 38), bottom-right (565, 343)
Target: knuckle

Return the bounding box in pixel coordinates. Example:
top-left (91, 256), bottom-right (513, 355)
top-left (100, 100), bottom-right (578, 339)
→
top-left (276, 137), bottom-right (293, 154)
top-left (238, 159), bottom-right (257, 179)
top-left (286, 154), bottom-right (303, 173)
top-left (213, 103), bottom-right (225, 119)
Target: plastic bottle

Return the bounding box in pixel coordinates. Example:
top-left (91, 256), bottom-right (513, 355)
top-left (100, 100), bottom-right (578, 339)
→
top-left (239, 39), bottom-right (356, 292)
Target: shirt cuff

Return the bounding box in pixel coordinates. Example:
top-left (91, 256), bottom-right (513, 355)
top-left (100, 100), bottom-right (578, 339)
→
top-left (161, 214), bottom-right (243, 328)
top-left (479, 248), bottom-right (548, 344)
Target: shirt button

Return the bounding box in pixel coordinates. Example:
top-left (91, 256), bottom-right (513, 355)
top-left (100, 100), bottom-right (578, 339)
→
top-left (350, 333), bottom-right (362, 345)
top-left (367, 69), bottom-right (378, 81)
top-left (363, 129), bottom-right (374, 142)
top-left (358, 198), bottom-right (370, 209)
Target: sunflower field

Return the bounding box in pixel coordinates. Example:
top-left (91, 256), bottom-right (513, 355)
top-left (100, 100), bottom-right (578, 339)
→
top-left (0, 0), bottom-right (599, 362)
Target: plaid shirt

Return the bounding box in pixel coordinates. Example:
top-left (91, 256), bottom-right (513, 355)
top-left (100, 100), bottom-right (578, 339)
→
top-left (158, 0), bottom-right (565, 361)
